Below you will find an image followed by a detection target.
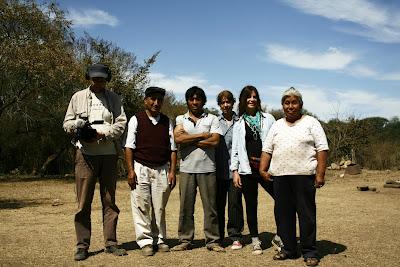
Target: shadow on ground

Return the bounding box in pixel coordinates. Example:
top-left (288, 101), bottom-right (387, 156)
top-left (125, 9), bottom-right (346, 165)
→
top-left (121, 241), bottom-right (140, 251)
top-left (317, 240), bottom-right (347, 259)
top-left (88, 249), bottom-right (107, 257)
top-left (121, 238), bottom-right (218, 252)
top-left (120, 232), bottom-right (278, 252)
top-left (258, 232), bottom-right (276, 249)
top-left (0, 198), bottom-right (46, 209)
top-left (0, 174), bottom-right (75, 183)
top-left (118, 233), bottom-right (346, 257)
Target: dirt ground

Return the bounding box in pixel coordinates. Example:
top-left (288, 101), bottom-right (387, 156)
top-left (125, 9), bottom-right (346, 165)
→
top-left (1, 169), bottom-right (399, 267)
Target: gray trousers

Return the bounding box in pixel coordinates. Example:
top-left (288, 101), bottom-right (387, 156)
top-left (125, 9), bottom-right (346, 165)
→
top-left (178, 172), bottom-right (220, 244)
top-left (74, 149), bottom-right (120, 249)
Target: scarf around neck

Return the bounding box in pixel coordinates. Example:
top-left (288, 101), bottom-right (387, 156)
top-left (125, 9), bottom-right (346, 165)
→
top-left (243, 111), bottom-right (261, 136)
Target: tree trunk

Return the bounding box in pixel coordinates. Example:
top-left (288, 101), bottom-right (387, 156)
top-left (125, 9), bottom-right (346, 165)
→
top-left (39, 148), bottom-right (66, 176)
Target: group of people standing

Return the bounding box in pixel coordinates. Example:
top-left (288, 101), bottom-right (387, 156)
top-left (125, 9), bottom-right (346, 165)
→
top-left (63, 63), bottom-right (329, 267)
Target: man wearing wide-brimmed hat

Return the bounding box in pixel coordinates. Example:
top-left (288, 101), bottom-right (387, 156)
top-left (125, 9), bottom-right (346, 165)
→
top-left (63, 63), bottom-right (127, 261)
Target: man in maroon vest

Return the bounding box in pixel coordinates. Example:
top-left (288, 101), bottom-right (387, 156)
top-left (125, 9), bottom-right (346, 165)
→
top-left (124, 87), bottom-right (177, 256)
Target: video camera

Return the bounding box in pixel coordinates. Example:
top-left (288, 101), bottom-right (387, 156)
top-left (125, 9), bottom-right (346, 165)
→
top-left (74, 117), bottom-right (97, 142)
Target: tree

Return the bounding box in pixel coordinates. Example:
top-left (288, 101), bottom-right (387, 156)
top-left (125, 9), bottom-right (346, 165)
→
top-left (269, 108), bottom-right (284, 120)
top-left (0, 0), bottom-right (81, 174)
top-left (73, 34), bottom-right (159, 119)
top-left (359, 116), bottom-right (400, 169)
top-left (0, 1), bottom-right (158, 174)
top-left (160, 91), bottom-right (187, 123)
top-left (0, 0), bottom-right (79, 117)
top-left (324, 116), bottom-right (373, 165)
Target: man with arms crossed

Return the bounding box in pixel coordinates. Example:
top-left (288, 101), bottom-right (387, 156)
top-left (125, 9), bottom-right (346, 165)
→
top-left (171, 86), bottom-right (224, 252)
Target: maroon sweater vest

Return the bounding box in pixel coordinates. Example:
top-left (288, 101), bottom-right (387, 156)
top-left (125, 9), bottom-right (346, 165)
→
top-left (133, 111), bottom-right (171, 167)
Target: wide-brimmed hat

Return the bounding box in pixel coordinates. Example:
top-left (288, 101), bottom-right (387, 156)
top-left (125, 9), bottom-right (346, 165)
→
top-left (86, 64), bottom-right (111, 81)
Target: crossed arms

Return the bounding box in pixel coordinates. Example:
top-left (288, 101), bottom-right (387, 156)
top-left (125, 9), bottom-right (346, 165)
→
top-left (173, 124), bottom-right (220, 148)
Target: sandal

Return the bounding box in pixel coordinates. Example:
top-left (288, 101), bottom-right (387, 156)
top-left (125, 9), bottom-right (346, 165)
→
top-left (305, 257), bottom-right (319, 266)
top-left (273, 251), bottom-right (290, 260)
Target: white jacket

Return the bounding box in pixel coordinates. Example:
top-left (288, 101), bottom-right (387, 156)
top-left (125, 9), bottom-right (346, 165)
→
top-left (230, 112), bottom-right (275, 175)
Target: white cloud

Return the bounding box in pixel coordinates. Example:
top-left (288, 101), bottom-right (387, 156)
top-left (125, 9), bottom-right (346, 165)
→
top-left (264, 44), bottom-right (399, 81)
top-left (149, 72), bottom-right (400, 120)
top-left (346, 65), bottom-right (378, 78)
top-left (262, 85), bottom-right (340, 120)
top-left (379, 72), bottom-right (400, 81)
top-left (261, 84), bottom-right (400, 121)
top-left (346, 66), bottom-right (400, 81)
top-left (149, 73), bottom-right (207, 94)
top-left (265, 44), bottom-right (355, 70)
top-left (148, 72), bottom-right (223, 108)
top-left (282, 0), bottom-right (400, 43)
top-left (334, 90), bottom-right (400, 118)
top-left (68, 8), bottom-right (119, 27)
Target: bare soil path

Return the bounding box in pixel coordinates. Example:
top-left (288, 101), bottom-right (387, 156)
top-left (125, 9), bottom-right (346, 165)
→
top-left (1, 170), bottom-right (399, 266)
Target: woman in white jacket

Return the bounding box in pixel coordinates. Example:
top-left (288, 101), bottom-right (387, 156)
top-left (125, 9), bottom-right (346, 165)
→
top-left (230, 85), bottom-right (276, 255)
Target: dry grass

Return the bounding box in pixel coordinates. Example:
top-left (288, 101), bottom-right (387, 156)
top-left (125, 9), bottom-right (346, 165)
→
top-left (1, 169), bottom-right (400, 267)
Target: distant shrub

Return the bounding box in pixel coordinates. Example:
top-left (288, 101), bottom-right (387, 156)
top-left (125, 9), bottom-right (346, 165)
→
top-left (361, 141), bottom-right (400, 170)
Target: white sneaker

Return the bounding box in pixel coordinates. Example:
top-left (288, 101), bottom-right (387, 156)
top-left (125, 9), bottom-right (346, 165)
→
top-left (231, 240), bottom-right (243, 250)
top-left (252, 240), bottom-right (263, 255)
top-left (271, 235), bottom-right (284, 252)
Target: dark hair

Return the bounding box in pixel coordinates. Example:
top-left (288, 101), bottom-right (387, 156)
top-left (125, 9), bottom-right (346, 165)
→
top-left (217, 90), bottom-right (235, 105)
top-left (185, 86), bottom-right (207, 103)
top-left (238, 85), bottom-right (262, 116)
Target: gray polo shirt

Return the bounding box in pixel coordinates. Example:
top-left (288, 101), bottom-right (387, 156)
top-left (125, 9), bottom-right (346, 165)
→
top-left (176, 112), bottom-right (222, 173)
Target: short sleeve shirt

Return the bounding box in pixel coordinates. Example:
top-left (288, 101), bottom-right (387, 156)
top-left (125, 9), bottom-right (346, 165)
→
top-left (176, 112), bottom-right (222, 173)
top-left (262, 115), bottom-right (329, 176)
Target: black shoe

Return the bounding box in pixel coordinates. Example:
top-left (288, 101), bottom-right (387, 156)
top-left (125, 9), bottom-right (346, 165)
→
top-left (305, 257), bottom-right (320, 266)
top-left (74, 248), bottom-right (88, 261)
top-left (273, 251), bottom-right (296, 260)
top-left (105, 245), bottom-right (128, 256)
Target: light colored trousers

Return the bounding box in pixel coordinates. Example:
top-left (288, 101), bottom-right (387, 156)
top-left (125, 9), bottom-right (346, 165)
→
top-left (130, 161), bottom-right (171, 248)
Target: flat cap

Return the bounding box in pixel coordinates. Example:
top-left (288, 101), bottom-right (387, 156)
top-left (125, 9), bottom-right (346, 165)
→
top-left (145, 86), bottom-right (166, 97)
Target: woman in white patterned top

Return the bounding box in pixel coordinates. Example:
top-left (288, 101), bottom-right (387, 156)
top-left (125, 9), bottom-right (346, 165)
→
top-left (259, 87), bottom-right (329, 267)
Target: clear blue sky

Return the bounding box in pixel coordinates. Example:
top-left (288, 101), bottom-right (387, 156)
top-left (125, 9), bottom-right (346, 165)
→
top-left (57, 0), bottom-right (400, 121)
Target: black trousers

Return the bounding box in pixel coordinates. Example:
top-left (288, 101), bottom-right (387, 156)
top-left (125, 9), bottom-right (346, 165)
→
top-left (241, 173), bottom-right (274, 237)
top-left (216, 179), bottom-right (244, 241)
top-left (273, 175), bottom-right (317, 259)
